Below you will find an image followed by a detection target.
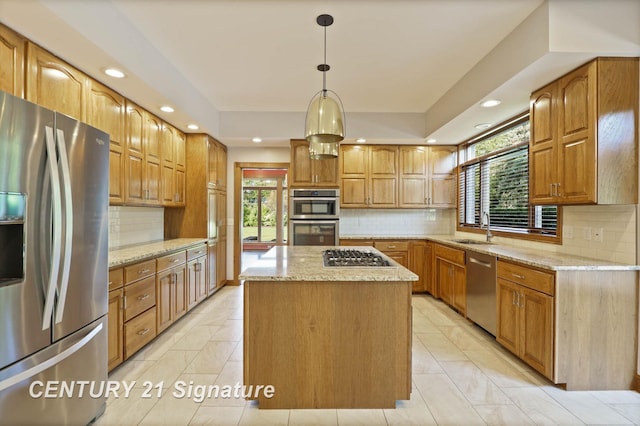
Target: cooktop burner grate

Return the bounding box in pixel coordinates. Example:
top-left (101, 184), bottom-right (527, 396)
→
top-left (322, 248), bottom-right (394, 267)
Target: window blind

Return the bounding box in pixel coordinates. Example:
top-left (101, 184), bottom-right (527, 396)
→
top-left (459, 145), bottom-right (557, 234)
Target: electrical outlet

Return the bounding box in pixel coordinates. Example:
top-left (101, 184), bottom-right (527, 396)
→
top-left (564, 226), bottom-right (574, 239)
top-left (583, 227), bottom-right (592, 241)
top-left (594, 228), bottom-right (603, 242)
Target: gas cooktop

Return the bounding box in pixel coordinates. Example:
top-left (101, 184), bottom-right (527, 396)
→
top-left (322, 249), bottom-right (394, 267)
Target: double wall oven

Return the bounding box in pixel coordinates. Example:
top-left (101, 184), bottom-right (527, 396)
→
top-left (288, 188), bottom-right (339, 245)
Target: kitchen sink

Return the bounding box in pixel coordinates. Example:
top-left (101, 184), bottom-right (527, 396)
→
top-left (449, 238), bottom-right (493, 245)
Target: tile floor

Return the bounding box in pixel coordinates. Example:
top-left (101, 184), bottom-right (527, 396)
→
top-left (98, 285), bottom-right (640, 425)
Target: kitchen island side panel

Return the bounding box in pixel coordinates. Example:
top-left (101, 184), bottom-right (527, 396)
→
top-left (243, 280), bottom-right (412, 409)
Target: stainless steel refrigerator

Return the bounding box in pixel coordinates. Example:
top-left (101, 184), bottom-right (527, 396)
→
top-left (0, 91), bottom-right (109, 425)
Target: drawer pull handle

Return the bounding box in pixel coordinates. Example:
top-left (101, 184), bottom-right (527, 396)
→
top-left (195, 250), bottom-right (204, 255)
top-left (108, 281), bottom-right (113, 285)
top-left (387, 245), bottom-right (396, 249)
top-left (137, 294), bottom-right (150, 301)
top-left (138, 268), bottom-right (151, 275)
top-left (137, 328), bottom-right (150, 336)
top-left (172, 259), bottom-right (181, 263)
top-left (512, 273), bottom-right (525, 279)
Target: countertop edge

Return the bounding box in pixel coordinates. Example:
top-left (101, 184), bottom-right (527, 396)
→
top-left (108, 238), bottom-right (208, 268)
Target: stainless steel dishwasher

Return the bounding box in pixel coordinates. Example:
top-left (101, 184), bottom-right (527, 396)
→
top-left (465, 251), bottom-right (497, 336)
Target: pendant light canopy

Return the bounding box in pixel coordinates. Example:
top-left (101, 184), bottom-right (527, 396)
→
top-left (305, 14), bottom-right (345, 159)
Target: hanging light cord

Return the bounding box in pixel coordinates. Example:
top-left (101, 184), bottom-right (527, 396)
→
top-left (322, 23), bottom-right (327, 95)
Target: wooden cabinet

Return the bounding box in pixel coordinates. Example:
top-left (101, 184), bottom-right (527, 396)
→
top-left (530, 57), bottom-right (638, 205)
top-left (124, 101), bottom-right (164, 205)
top-left (374, 240), bottom-right (408, 267)
top-left (161, 123), bottom-right (186, 207)
top-left (165, 134), bottom-right (227, 294)
top-left (121, 259), bottom-right (157, 361)
top-left (434, 244), bottom-right (466, 313)
top-left (156, 251), bottom-right (187, 333)
top-left (208, 137), bottom-right (227, 190)
top-left (0, 24), bottom-right (25, 97)
top-left (289, 139), bottom-right (339, 187)
top-left (496, 260), bottom-right (554, 379)
top-left (25, 42), bottom-right (88, 121)
top-left (87, 80), bottom-right (126, 205)
top-left (409, 240), bottom-right (433, 294)
top-left (399, 146), bottom-right (457, 208)
top-left (107, 268), bottom-right (124, 371)
top-left (340, 145), bottom-right (398, 208)
top-left (187, 245), bottom-right (208, 309)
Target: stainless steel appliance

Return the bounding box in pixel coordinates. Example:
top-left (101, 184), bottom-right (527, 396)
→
top-left (465, 251), bottom-right (497, 336)
top-left (0, 91), bottom-right (109, 425)
top-left (289, 188), bottom-right (339, 245)
top-left (322, 249), bottom-right (393, 267)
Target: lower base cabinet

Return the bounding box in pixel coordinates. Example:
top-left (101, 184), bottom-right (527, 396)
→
top-left (156, 251), bottom-right (188, 333)
top-left (108, 242), bottom-right (214, 372)
top-left (496, 275), bottom-right (554, 378)
top-left (434, 244), bottom-right (466, 313)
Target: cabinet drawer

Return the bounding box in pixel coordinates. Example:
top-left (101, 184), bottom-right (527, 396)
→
top-left (434, 244), bottom-right (465, 265)
top-left (109, 268), bottom-right (124, 291)
top-left (497, 261), bottom-right (555, 296)
top-left (124, 307), bottom-right (157, 359)
top-left (340, 239), bottom-right (374, 247)
top-left (374, 241), bottom-right (409, 252)
top-left (157, 251), bottom-right (186, 272)
top-left (124, 275), bottom-right (156, 321)
top-left (187, 244), bottom-right (207, 261)
top-left (124, 259), bottom-right (156, 284)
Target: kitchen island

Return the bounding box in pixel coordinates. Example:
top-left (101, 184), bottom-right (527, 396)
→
top-left (239, 246), bottom-right (418, 409)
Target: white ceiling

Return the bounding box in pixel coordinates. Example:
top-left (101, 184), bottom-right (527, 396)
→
top-left (1, 0), bottom-right (639, 148)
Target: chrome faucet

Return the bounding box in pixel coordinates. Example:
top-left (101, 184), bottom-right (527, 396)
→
top-left (481, 211), bottom-right (493, 242)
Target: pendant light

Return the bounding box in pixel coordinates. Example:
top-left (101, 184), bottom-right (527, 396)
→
top-left (305, 14), bottom-right (345, 159)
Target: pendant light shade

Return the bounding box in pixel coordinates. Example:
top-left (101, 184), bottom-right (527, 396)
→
top-left (305, 14), bottom-right (345, 158)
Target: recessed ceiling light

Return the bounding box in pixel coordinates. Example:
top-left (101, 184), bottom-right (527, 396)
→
top-left (104, 68), bottom-right (126, 78)
top-left (187, 124), bottom-right (199, 130)
top-left (160, 106), bottom-right (174, 113)
top-left (356, 138), bottom-right (367, 143)
top-left (474, 123), bottom-right (491, 130)
top-left (480, 99), bottom-right (501, 108)
top-left (426, 138), bottom-right (437, 144)
top-left (252, 137), bottom-right (262, 143)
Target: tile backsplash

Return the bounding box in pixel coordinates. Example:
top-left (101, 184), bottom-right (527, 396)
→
top-left (456, 204), bottom-right (637, 264)
top-left (340, 208), bottom-right (454, 237)
top-left (108, 206), bottom-right (164, 249)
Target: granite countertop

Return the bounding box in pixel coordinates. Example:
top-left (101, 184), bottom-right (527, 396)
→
top-left (425, 235), bottom-right (640, 271)
top-left (109, 238), bottom-right (207, 268)
top-left (239, 246), bottom-right (419, 282)
top-left (340, 235), bottom-right (431, 240)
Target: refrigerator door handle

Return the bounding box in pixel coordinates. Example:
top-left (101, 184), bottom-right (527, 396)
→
top-left (0, 322), bottom-right (103, 393)
top-left (42, 126), bottom-right (62, 331)
top-left (54, 128), bottom-right (73, 324)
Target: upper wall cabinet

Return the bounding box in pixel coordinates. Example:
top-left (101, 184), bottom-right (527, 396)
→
top-left (208, 137), bottom-right (227, 191)
top-left (161, 123), bottom-right (186, 207)
top-left (340, 145), bottom-right (398, 208)
top-left (124, 101), bottom-right (163, 206)
top-left (87, 80), bottom-right (126, 205)
top-left (25, 42), bottom-right (88, 121)
top-left (399, 146), bottom-right (457, 208)
top-left (289, 139), bottom-right (339, 187)
top-left (530, 57), bottom-right (638, 205)
top-left (0, 24), bottom-right (25, 97)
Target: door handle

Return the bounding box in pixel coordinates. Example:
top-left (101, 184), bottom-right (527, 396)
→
top-left (42, 126), bottom-right (62, 331)
top-left (54, 128), bottom-right (74, 325)
top-left (469, 257), bottom-right (492, 268)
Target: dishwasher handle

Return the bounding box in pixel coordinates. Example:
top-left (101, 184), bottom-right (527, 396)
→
top-left (469, 257), bottom-right (493, 268)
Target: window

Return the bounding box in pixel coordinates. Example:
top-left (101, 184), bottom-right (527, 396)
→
top-left (458, 115), bottom-right (559, 240)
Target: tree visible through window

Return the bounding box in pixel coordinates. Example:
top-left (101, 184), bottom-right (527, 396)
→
top-left (458, 116), bottom-right (558, 238)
